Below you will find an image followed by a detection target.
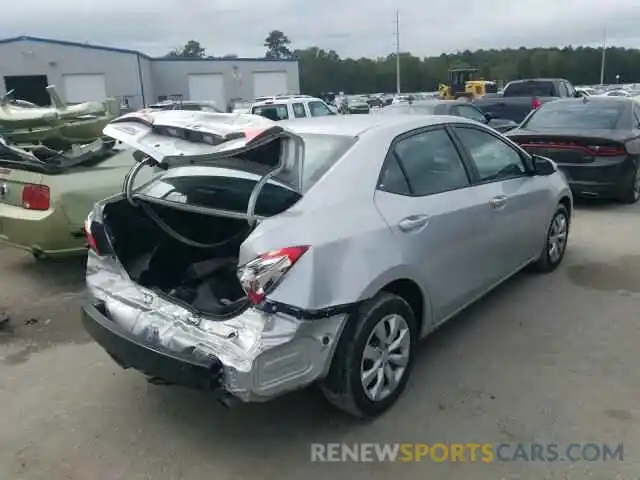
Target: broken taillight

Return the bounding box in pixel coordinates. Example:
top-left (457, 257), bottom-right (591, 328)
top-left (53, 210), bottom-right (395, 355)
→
top-left (84, 215), bottom-right (99, 254)
top-left (237, 246), bottom-right (309, 305)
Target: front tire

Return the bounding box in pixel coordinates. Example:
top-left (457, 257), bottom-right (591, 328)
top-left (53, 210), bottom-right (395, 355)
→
top-left (320, 292), bottom-right (417, 418)
top-left (530, 204), bottom-right (569, 273)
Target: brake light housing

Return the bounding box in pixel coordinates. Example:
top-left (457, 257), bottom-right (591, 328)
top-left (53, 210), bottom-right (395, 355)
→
top-left (586, 145), bottom-right (627, 156)
top-left (21, 184), bottom-right (50, 211)
top-left (518, 140), bottom-right (627, 157)
top-left (84, 214), bottom-right (99, 254)
top-left (531, 97), bottom-right (541, 110)
top-left (238, 246), bottom-right (309, 305)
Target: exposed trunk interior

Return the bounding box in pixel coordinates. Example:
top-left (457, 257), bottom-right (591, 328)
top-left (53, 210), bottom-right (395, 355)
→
top-left (102, 199), bottom-right (253, 318)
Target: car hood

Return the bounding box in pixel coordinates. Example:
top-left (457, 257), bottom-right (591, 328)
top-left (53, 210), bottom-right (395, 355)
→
top-left (103, 110), bottom-right (305, 192)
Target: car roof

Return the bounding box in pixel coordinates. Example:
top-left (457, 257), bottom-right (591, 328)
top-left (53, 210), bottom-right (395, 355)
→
top-left (278, 113), bottom-right (474, 136)
top-left (252, 97), bottom-right (325, 107)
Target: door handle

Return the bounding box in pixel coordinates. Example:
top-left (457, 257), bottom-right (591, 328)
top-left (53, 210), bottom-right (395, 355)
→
top-left (398, 215), bottom-right (430, 232)
top-left (489, 195), bottom-right (508, 209)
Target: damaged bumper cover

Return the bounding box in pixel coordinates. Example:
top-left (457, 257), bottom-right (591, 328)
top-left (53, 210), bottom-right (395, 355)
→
top-left (83, 253), bottom-right (349, 402)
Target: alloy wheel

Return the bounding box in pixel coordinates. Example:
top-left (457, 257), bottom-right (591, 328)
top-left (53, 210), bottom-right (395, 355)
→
top-left (360, 314), bottom-right (411, 402)
top-left (548, 212), bottom-right (568, 263)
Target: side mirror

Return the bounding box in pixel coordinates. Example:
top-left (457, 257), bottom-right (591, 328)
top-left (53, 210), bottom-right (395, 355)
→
top-left (484, 111), bottom-right (496, 121)
top-left (532, 155), bottom-right (556, 175)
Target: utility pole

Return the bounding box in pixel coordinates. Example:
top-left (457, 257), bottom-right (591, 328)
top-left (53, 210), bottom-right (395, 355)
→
top-left (395, 9), bottom-right (401, 95)
top-left (600, 30), bottom-right (607, 85)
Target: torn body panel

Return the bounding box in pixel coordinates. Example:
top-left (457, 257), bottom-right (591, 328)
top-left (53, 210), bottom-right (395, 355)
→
top-left (85, 251), bottom-right (348, 401)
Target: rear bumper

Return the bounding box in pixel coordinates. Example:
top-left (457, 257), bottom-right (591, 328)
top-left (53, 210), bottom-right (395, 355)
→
top-left (557, 157), bottom-right (634, 198)
top-left (0, 203), bottom-right (85, 256)
top-left (83, 301), bottom-right (224, 390)
top-left (84, 253), bottom-right (349, 402)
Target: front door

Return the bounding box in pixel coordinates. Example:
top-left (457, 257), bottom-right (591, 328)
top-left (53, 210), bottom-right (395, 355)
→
top-left (450, 125), bottom-right (550, 278)
top-left (373, 126), bottom-right (500, 323)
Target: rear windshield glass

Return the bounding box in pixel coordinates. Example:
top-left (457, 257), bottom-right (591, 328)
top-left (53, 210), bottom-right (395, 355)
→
top-left (251, 104), bottom-right (289, 121)
top-left (137, 133), bottom-right (355, 214)
top-left (504, 81), bottom-right (556, 97)
top-left (382, 104), bottom-right (437, 114)
top-left (523, 101), bottom-right (626, 130)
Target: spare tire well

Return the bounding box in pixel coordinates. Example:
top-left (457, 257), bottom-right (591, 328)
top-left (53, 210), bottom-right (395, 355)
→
top-left (380, 279), bottom-right (424, 331)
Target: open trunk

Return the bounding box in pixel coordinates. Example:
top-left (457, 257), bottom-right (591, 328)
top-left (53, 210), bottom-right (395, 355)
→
top-left (102, 198), bottom-right (252, 318)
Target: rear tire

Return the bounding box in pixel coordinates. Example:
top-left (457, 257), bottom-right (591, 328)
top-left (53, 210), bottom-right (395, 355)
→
top-left (530, 204), bottom-right (569, 273)
top-left (320, 292), bottom-right (417, 418)
top-left (616, 162), bottom-right (640, 204)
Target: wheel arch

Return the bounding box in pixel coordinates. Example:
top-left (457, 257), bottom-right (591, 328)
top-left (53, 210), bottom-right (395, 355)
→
top-left (378, 278), bottom-right (431, 337)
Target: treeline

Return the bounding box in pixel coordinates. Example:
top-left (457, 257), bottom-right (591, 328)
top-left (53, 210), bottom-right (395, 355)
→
top-left (294, 46), bottom-right (640, 95)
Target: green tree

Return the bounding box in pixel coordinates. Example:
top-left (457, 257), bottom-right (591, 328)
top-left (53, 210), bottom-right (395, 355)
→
top-left (264, 30), bottom-right (293, 60)
top-left (165, 40), bottom-right (206, 58)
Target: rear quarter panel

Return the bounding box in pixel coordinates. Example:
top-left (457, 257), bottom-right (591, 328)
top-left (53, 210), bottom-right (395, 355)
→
top-left (240, 125), bottom-right (433, 322)
top-left (50, 149), bottom-right (155, 229)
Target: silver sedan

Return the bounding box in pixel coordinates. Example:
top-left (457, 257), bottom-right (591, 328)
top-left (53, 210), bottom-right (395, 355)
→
top-left (83, 112), bottom-right (572, 418)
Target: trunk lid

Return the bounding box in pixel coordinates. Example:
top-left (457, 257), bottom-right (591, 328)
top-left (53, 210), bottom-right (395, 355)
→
top-left (103, 110), bottom-right (305, 192)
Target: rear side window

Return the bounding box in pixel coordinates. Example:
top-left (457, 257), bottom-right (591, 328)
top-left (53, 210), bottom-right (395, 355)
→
top-left (504, 81), bottom-right (556, 97)
top-left (251, 104), bottom-right (289, 121)
top-left (523, 101), bottom-right (627, 130)
top-left (384, 128), bottom-right (470, 196)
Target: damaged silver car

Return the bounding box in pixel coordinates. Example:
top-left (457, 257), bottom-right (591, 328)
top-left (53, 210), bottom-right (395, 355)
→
top-left (82, 110), bottom-right (572, 417)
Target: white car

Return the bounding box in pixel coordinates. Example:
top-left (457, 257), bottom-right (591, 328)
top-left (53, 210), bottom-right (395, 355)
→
top-left (251, 96), bottom-right (335, 121)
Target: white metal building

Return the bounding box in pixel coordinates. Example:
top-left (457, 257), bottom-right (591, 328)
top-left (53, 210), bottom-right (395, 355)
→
top-left (0, 36), bottom-right (300, 110)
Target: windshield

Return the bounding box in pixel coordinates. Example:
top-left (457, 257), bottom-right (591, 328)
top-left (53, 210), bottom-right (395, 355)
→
top-left (522, 101), bottom-right (627, 130)
top-left (251, 104), bottom-right (289, 121)
top-left (504, 81), bottom-right (556, 97)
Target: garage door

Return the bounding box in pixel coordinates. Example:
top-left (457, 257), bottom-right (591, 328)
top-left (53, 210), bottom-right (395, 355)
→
top-left (63, 74), bottom-right (107, 103)
top-left (253, 71), bottom-right (288, 98)
top-left (188, 74), bottom-right (225, 110)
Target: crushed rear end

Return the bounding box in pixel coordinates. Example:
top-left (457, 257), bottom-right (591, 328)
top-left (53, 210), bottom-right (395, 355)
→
top-left (82, 111), bottom-right (349, 403)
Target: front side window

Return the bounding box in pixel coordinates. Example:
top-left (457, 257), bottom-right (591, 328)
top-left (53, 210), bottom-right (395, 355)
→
top-left (308, 101), bottom-right (333, 117)
top-left (292, 103), bottom-right (307, 118)
top-left (384, 128), bottom-right (470, 196)
top-left (454, 127), bottom-right (526, 182)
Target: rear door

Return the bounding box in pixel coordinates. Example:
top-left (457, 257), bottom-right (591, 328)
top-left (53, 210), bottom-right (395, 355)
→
top-left (373, 126), bottom-right (500, 323)
top-left (450, 125), bottom-right (550, 275)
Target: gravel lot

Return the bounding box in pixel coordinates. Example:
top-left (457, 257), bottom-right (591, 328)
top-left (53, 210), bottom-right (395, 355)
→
top-left (1, 201), bottom-right (639, 480)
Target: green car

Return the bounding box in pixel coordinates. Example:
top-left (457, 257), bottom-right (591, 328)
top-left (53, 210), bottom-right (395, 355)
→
top-left (0, 141), bottom-right (154, 259)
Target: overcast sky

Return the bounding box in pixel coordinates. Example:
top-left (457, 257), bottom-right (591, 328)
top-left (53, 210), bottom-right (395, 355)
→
top-left (2, 0), bottom-right (639, 58)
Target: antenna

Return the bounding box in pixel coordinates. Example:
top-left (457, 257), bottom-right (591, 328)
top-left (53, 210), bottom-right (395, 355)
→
top-left (599, 29), bottom-right (606, 85)
top-left (395, 10), bottom-right (401, 95)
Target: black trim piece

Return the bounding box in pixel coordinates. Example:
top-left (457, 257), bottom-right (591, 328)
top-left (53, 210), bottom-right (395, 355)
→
top-left (82, 300), bottom-right (224, 390)
top-left (258, 299), bottom-right (362, 320)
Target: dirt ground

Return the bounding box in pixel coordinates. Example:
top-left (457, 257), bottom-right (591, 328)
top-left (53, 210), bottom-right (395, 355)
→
top-left (1, 201), bottom-right (640, 480)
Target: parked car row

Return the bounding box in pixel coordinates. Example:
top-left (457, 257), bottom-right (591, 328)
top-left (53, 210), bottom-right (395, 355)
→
top-left (2, 84), bottom-right (636, 418)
